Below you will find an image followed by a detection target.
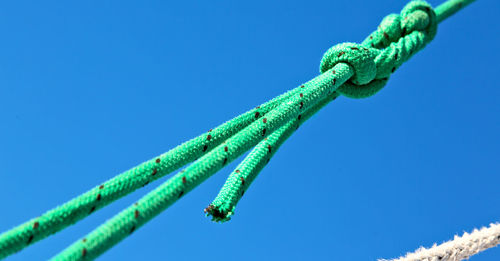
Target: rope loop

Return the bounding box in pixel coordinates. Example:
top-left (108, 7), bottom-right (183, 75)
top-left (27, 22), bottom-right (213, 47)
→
top-left (401, 1), bottom-right (437, 42)
top-left (320, 1), bottom-right (437, 99)
top-left (320, 42), bottom-right (380, 85)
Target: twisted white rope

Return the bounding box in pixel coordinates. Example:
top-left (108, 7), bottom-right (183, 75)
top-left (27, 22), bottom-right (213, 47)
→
top-left (382, 223), bottom-right (500, 261)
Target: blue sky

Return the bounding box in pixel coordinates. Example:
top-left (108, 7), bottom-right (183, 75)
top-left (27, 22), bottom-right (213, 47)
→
top-left (0, 0), bottom-right (499, 260)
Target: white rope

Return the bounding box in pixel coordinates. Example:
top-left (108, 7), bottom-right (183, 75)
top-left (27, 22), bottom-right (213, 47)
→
top-left (382, 223), bottom-right (500, 261)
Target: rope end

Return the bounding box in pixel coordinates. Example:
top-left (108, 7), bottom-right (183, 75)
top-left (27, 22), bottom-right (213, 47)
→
top-left (204, 204), bottom-right (233, 223)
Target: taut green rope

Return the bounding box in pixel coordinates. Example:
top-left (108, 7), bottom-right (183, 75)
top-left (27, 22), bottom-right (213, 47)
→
top-left (435, 0), bottom-right (475, 22)
top-left (0, 0), bottom-right (474, 260)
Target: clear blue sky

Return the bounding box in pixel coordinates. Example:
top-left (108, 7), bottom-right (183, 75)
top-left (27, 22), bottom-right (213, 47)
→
top-left (1, 0), bottom-right (498, 260)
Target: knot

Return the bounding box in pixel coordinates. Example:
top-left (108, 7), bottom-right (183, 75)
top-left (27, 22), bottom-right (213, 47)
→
top-left (320, 43), bottom-right (380, 86)
top-left (320, 43), bottom-right (388, 98)
top-left (320, 1), bottom-right (437, 99)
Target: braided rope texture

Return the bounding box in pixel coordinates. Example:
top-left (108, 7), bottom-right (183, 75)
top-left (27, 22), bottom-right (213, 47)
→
top-left (0, 0), bottom-right (476, 260)
top-left (382, 223), bottom-right (500, 261)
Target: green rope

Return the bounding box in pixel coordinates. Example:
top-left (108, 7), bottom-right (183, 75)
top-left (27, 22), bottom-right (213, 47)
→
top-left (435, 0), bottom-right (475, 23)
top-left (0, 0), bottom-right (474, 260)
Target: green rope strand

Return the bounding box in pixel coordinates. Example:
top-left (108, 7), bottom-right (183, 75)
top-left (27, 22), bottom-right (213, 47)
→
top-left (0, 78), bottom-right (301, 258)
top-left (435, 0), bottom-right (475, 23)
top-left (0, 0), bottom-right (474, 260)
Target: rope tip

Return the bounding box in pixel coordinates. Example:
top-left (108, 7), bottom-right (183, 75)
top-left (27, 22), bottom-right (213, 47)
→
top-left (204, 204), bottom-right (232, 223)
